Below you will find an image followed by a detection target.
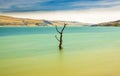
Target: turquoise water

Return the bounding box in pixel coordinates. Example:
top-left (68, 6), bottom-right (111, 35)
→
top-left (0, 26), bottom-right (120, 36)
top-left (0, 26), bottom-right (120, 76)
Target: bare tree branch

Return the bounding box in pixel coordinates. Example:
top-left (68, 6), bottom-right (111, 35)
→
top-left (55, 35), bottom-right (60, 42)
top-left (55, 26), bottom-right (61, 34)
top-left (55, 23), bottom-right (67, 50)
top-left (61, 23), bottom-right (67, 33)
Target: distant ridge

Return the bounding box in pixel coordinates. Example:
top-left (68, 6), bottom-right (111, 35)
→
top-left (0, 15), bottom-right (89, 26)
top-left (92, 20), bottom-right (120, 26)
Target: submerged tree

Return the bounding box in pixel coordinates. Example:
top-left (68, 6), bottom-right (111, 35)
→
top-left (55, 23), bottom-right (67, 50)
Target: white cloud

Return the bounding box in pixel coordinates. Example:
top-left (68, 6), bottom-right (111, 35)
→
top-left (0, 6), bottom-right (120, 24)
top-left (71, 0), bottom-right (120, 7)
top-left (0, 0), bottom-right (51, 9)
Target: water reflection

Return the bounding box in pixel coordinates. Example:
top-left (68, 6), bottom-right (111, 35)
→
top-left (58, 50), bottom-right (64, 62)
top-left (58, 50), bottom-right (65, 73)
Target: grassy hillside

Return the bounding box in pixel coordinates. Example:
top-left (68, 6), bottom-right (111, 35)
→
top-left (0, 15), bottom-right (52, 26)
top-left (0, 15), bottom-right (88, 26)
top-left (92, 20), bottom-right (120, 26)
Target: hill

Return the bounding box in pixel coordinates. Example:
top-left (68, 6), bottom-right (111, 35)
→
top-left (92, 20), bottom-right (120, 26)
top-left (0, 15), bottom-right (88, 26)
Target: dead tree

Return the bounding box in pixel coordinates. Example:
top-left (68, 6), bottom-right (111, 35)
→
top-left (55, 23), bottom-right (67, 50)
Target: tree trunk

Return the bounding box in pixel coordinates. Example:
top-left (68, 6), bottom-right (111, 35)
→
top-left (59, 34), bottom-right (62, 49)
top-left (55, 23), bottom-right (66, 50)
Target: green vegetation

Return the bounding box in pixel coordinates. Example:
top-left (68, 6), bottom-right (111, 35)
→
top-left (0, 15), bottom-right (86, 26)
top-left (92, 20), bottom-right (120, 26)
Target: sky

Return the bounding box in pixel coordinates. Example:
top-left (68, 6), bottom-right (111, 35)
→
top-left (0, 0), bottom-right (120, 23)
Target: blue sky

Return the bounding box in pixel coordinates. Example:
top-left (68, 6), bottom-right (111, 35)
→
top-left (0, 0), bottom-right (120, 23)
top-left (0, 0), bottom-right (120, 12)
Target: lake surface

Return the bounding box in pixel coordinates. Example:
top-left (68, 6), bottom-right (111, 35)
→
top-left (0, 26), bottom-right (120, 76)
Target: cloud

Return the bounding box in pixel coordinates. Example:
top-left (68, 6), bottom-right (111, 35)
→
top-left (0, 0), bottom-right (120, 23)
top-left (0, 0), bottom-right (120, 12)
top-left (0, 0), bottom-right (52, 11)
top-left (70, 0), bottom-right (120, 9)
top-left (0, 5), bottom-right (120, 24)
